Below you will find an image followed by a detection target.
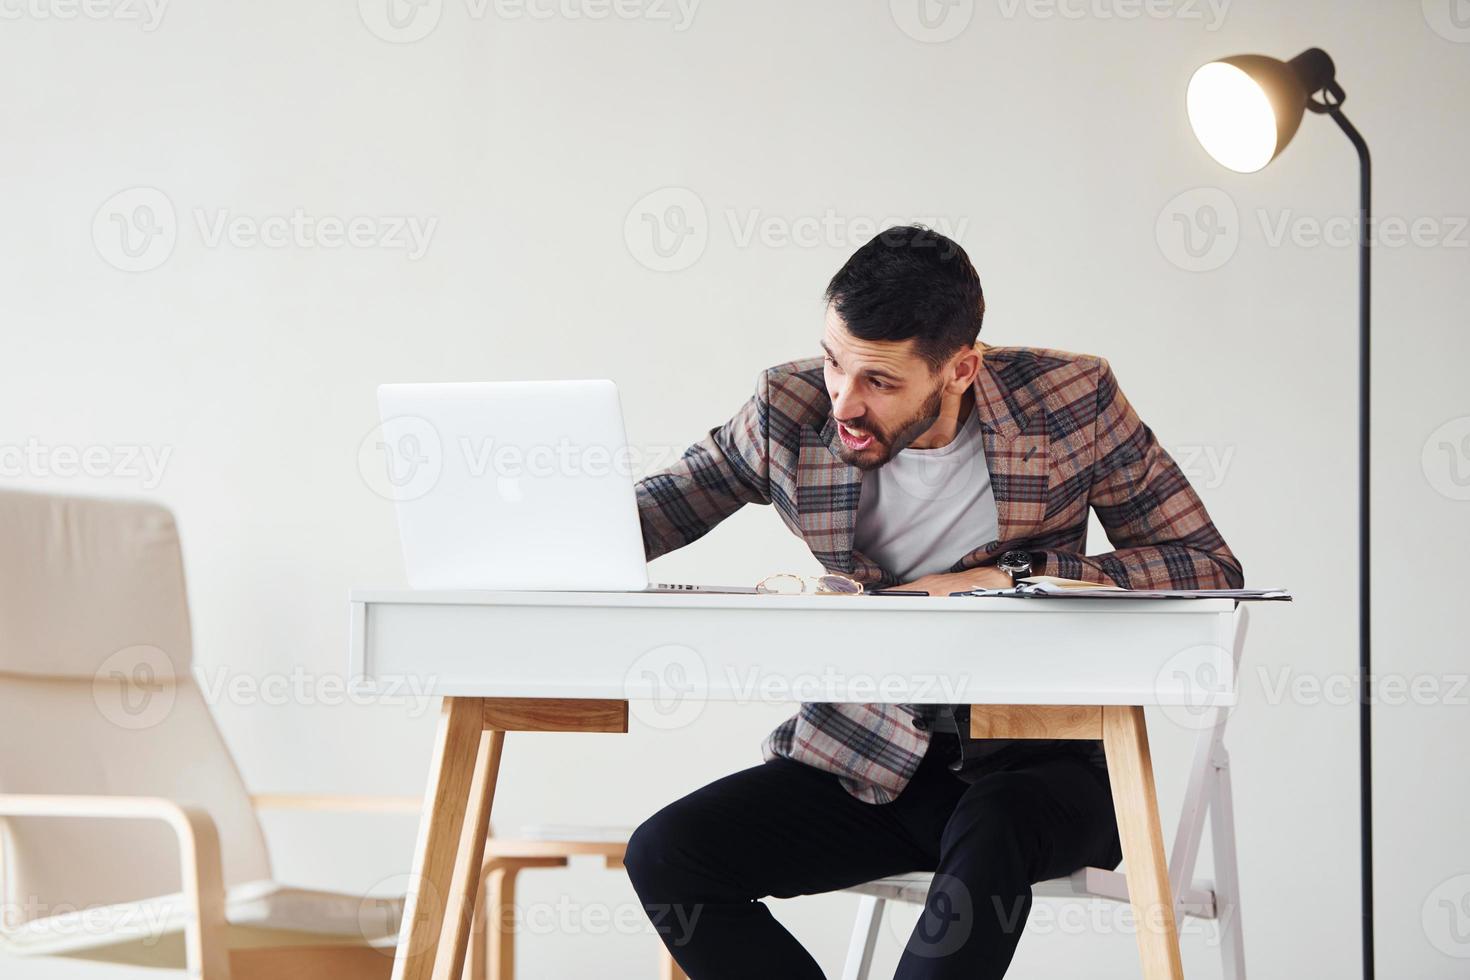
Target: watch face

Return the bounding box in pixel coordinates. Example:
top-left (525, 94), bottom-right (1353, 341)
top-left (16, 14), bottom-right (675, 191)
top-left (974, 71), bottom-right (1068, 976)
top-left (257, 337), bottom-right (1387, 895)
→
top-left (999, 551), bottom-right (1030, 573)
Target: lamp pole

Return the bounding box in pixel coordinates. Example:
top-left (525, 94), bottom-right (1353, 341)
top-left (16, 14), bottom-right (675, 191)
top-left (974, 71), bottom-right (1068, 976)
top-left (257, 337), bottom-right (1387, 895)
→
top-left (1312, 84), bottom-right (1372, 977)
top-left (1187, 48), bottom-right (1373, 979)
top-left (1323, 102), bottom-right (1373, 980)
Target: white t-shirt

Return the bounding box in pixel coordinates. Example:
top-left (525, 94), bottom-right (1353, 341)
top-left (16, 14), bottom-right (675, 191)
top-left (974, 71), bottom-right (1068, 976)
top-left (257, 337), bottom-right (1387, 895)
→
top-left (852, 404), bottom-right (999, 583)
top-left (852, 408), bottom-right (1096, 763)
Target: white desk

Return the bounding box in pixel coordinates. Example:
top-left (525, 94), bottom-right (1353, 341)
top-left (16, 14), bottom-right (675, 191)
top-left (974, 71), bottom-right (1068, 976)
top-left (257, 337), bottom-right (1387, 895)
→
top-left (350, 589), bottom-right (1239, 980)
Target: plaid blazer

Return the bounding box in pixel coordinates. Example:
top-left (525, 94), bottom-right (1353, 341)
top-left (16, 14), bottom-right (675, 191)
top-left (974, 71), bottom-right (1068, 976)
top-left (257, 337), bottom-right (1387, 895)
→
top-left (635, 344), bottom-right (1244, 804)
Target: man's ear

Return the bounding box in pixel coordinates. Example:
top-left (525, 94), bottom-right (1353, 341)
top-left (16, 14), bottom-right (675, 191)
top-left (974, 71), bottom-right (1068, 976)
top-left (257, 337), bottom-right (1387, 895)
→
top-left (945, 345), bottom-right (982, 393)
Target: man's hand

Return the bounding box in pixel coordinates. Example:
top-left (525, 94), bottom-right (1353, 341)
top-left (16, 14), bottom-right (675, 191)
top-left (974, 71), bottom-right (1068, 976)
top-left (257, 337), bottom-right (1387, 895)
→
top-left (898, 565), bottom-right (1014, 596)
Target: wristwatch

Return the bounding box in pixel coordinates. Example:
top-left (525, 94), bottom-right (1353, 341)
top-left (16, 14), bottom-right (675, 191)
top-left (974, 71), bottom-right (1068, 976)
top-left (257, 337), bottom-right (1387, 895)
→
top-left (997, 550), bottom-right (1034, 583)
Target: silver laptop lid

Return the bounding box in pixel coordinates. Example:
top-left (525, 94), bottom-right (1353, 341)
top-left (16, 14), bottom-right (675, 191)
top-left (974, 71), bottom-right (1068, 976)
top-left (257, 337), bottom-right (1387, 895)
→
top-left (374, 380), bottom-right (649, 591)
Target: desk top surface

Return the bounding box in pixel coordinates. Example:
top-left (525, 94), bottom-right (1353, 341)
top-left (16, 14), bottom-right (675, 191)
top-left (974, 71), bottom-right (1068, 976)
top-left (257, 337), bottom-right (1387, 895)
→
top-left (350, 588), bottom-right (1242, 703)
top-left (350, 588), bottom-right (1236, 614)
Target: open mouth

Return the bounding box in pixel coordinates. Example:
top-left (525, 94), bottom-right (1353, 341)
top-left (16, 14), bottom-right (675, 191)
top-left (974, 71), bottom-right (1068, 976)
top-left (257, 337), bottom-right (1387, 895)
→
top-left (838, 422), bottom-right (875, 451)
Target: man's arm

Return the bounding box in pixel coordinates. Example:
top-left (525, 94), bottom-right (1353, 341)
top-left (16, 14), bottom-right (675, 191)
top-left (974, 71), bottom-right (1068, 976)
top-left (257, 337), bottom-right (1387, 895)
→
top-left (635, 370), bottom-right (772, 560)
top-left (1032, 358), bottom-right (1245, 590)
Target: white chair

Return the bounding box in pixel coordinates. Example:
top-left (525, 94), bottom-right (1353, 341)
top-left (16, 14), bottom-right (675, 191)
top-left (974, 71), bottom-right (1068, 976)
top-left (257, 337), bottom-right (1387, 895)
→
top-left (0, 489), bottom-right (415, 980)
top-left (839, 605), bottom-right (1250, 980)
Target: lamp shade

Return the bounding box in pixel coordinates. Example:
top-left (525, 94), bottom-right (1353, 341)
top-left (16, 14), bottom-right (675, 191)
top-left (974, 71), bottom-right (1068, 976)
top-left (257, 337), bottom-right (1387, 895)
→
top-left (1186, 48), bottom-right (1336, 173)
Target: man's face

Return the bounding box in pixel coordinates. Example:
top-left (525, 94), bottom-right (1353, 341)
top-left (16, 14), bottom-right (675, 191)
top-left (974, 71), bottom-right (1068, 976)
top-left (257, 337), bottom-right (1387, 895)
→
top-left (821, 306), bottom-right (948, 471)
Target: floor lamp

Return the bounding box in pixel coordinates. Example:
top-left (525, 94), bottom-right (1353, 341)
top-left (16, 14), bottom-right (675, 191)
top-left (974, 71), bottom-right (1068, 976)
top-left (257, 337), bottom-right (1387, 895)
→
top-left (1184, 47), bottom-right (1374, 979)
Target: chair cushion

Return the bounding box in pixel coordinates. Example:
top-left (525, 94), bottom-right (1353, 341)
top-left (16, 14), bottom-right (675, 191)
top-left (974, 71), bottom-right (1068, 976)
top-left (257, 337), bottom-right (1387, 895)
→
top-left (0, 490), bottom-right (192, 679)
top-left (0, 879), bottom-right (404, 958)
top-left (842, 870), bottom-right (1100, 904)
top-left (841, 872), bottom-right (937, 904)
top-left (0, 677), bottom-right (273, 923)
top-left (842, 869), bottom-right (1220, 918)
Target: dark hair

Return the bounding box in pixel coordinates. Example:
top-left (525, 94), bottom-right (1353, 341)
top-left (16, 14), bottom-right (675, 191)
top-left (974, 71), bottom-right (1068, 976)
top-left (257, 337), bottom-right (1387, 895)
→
top-left (823, 225), bottom-right (984, 370)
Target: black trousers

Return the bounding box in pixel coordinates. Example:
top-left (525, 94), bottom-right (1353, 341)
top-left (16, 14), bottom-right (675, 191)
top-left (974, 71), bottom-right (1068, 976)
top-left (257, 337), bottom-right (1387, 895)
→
top-left (625, 733), bottom-right (1123, 979)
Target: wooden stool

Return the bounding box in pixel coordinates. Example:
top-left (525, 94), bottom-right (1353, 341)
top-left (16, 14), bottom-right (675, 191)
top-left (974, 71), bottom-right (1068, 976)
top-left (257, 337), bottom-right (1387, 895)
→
top-left (466, 832), bottom-right (687, 980)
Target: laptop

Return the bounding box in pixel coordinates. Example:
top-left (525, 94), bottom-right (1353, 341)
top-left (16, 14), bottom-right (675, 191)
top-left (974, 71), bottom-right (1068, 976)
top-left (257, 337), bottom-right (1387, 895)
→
top-left (375, 380), bottom-right (754, 593)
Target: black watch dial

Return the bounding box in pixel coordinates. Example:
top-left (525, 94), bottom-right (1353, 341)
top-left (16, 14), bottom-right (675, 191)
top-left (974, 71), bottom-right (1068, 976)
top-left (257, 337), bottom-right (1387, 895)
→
top-left (999, 550), bottom-right (1032, 576)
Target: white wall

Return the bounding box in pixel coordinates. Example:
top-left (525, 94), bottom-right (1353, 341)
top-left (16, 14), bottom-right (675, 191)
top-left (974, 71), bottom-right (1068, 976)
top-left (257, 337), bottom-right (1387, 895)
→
top-left (3, 0), bottom-right (1469, 976)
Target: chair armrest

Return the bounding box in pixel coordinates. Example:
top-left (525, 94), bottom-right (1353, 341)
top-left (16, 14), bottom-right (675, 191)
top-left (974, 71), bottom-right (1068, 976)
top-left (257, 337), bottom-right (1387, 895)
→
top-left (249, 793), bottom-right (421, 814)
top-left (0, 794), bottom-right (231, 980)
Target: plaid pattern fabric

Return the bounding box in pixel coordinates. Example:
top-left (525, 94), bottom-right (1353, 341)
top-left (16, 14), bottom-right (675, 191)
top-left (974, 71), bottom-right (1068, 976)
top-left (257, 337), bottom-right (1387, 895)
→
top-left (635, 344), bottom-right (1243, 804)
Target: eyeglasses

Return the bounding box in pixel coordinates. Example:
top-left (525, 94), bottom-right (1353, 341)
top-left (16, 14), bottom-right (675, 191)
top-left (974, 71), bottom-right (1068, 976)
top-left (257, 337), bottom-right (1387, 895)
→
top-left (755, 573), bottom-right (864, 596)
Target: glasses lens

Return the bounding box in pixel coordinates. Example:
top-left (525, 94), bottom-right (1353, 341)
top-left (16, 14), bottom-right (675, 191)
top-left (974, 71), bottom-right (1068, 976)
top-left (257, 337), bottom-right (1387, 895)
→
top-left (758, 574), bottom-right (803, 595)
top-left (817, 575), bottom-right (862, 595)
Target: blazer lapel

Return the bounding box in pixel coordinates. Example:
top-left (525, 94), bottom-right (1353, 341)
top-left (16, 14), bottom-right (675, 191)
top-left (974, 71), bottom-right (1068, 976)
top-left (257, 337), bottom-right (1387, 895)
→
top-left (975, 349), bottom-right (1051, 551)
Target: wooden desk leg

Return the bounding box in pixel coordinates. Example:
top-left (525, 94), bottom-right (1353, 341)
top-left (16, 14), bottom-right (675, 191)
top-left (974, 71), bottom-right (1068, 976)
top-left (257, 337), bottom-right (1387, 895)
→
top-left (433, 727), bottom-right (504, 980)
top-left (396, 696), bottom-right (626, 980)
top-left (393, 697), bottom-right (493, 980)
top-left (1102, 705), bottom-right (1185, 980)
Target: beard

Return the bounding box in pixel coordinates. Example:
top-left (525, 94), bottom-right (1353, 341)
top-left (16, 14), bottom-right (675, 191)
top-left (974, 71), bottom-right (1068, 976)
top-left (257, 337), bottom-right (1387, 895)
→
top-left (834, 382), bottom-right (945, 471)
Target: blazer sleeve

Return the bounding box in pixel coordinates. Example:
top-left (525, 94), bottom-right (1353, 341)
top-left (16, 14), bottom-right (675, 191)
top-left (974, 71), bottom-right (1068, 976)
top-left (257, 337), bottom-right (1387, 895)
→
top-left (1033, 358), bottom-right (1245, 590)
top-left (635, 370), bottom-right (773, 561)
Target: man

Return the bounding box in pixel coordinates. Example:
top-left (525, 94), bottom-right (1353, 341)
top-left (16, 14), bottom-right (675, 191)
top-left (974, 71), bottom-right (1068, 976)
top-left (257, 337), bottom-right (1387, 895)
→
top-left (624, 225), bottom-right (1243, 979)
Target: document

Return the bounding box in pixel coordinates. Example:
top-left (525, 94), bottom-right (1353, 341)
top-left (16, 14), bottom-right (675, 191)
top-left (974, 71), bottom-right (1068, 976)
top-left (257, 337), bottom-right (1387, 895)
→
top-left (950, 574), bottom-right (1292, 601)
